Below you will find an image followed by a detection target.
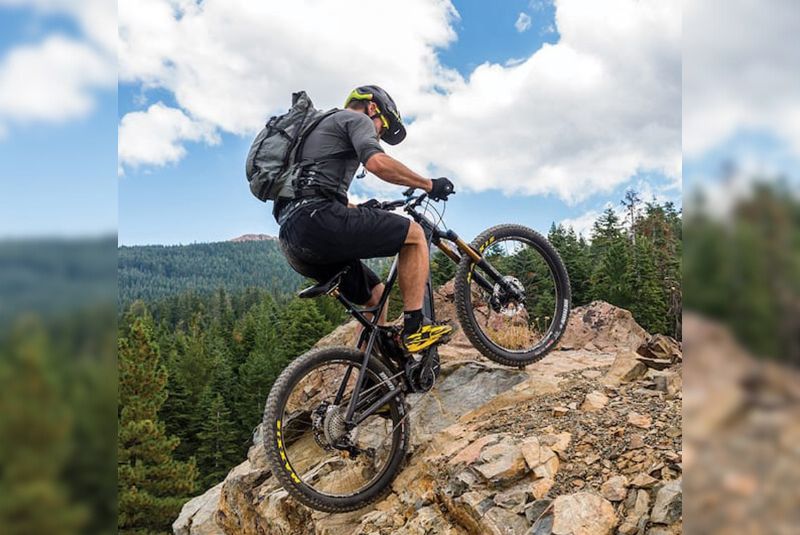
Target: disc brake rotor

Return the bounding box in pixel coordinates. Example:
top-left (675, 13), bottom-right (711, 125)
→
top-left (490, 276), bottom-right (526, 312)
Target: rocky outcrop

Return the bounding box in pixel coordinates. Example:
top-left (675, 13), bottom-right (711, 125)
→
top-left (557, 301), bottom-right (649, 352)
top-left (174, 301), bottom-right (682, 535)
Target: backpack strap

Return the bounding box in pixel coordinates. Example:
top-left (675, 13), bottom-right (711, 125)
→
top-left (291, 109), bottom-right (342, 165)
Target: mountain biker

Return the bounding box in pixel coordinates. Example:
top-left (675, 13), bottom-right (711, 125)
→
top-left (275, 85), bottom-right (455, 353)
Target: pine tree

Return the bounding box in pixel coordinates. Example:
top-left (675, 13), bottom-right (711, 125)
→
top-left (549, 223), bottom-right (592, 306)
top-left (0, 318), bottom-right (86, 535)
top-left (195, 392), bottom-right (240, 487)
top-left (234, 348), bottom-right (273, 447)
top-left (118, 312), bottom-right (198, 534)
top-left (626, 236), bottom-right (668, 334)
top-left (591, 207), bottom-right (624, 256)
top-left (431, 250), bottom-right (457, 288)
top-left (277, 299), bottom-right (334, 361)
top-left (591, 239), bottom-right (632, 306)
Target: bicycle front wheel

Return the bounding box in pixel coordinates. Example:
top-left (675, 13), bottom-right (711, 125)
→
top-left (263, 347), bottom-right (408, 512)
top-left (454, 224), bottom-right (571, 367)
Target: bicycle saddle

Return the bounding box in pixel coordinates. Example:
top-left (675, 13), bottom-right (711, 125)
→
top-left (297, 267), bottom-right (349, 298)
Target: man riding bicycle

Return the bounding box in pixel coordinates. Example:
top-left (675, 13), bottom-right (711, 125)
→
top-left (275, 85), bottom-right (455, 353)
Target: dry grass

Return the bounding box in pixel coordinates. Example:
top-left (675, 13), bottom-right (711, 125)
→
top-left (485, 324), bottom-right (537, 350)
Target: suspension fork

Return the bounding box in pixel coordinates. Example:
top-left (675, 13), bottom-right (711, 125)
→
top-left (435, 229), bottom-right (516, 297)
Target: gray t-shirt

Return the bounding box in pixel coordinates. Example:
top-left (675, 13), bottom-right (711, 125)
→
top-left (295, 110), bottom-right (384, 205)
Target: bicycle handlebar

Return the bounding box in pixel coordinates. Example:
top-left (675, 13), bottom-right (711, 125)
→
top-left (380, 191), bottom-right (428, 212)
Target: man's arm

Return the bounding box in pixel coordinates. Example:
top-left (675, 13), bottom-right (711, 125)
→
top-left (365, 153), bottom-right (433, 192)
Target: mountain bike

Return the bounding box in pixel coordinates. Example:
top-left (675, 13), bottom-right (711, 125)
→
top-left (263, 187), bottom-right (571, 512)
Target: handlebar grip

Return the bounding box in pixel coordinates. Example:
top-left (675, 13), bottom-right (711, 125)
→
top-left (402, 187), bottom-right (416, 196)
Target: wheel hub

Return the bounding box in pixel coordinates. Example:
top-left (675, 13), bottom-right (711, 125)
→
top-left (491, 276), bottom-right (526, 311)
top-left (312, 404), bottom-right (358, 450)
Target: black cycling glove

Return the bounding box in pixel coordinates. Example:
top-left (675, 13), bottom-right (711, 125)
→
top-left (358, 199), bottom-right (381, 209)
top-left (429, 177), bottom-right (455, 201)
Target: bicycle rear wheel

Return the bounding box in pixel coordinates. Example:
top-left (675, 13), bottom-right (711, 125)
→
top-left (263, 346), bottom-right (408, 512)
top-left (454, 224), bottom-right (571, 366)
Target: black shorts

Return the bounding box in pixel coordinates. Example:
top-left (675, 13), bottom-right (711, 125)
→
top-left (278, 200), bottom-right (411, 304)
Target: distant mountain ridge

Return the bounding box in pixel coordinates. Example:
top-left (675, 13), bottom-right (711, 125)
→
top-left (118, 239), bottom-right (302, 308)
top-left (229, 234), bottom-right (276, 242)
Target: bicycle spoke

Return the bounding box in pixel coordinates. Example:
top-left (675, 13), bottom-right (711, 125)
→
top-left (469, 237), bottom-right (558, 353)
top-left (278, 360), bottom-right (401, 498)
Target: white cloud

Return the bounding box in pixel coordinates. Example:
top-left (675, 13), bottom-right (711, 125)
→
top-left (395, 0), bottom-right (681, 203)
top-left (560, 209), bottom-right (600, 238)
top-left (118, 0), bottom-right (681, 205)
top-left (0, 35), bottom-right (114, 123)
top-left (118, 102), bottom-right (219, 168)
top-left (119, 0), bottom-right (460, 136)
top-left (683, 0), bottom-right (800, 158)
top-left (0, 0), bottom-right (115, 129)
top-left (515, 12), bottom-right (533, 33)
top-left (0, 0), bottom-right (116, 54)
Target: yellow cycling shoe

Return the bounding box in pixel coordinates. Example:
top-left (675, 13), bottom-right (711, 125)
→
top-left (400, 319), bottom-right (455, 354)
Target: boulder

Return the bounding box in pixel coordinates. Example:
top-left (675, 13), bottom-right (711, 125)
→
top-left (442, 489), bottom-right (493, 533)
top-left (600, 475), bottom-right (628, 502)
top-left (474, 437), bottom-right (529, 484)
top-left (541, 432), bottom-right (572, 457)
top-left (531, 477), bottom-right (555, 500)
top-left (524, 499), bottom-right (553, 523)
top-left (449, 434), bottom-right (504, 466)
top-left (398, 505), bottom-right (463, 535)
top-left (551, 492), bottom-right (617, 535)
top-left (651, 479), bottom-right (682, 524)
top-left (636, 357), bottom-right (673, 371)
top-left (617, 489), bottom-right (649, 535)
top-left (216, 461), bottom-right (282, 535)
top-left (627, 412), bottom-right (653, 429)
top-left (580, 391), bottom-right (609, 412)
top-left (494, 484), bottom-right (531, 513)
top-left (637, 334), bottom-right (681, 363)
top-left (409, 362), bottom-right (529, 445)
top-left (601, 351), bottom-right (648, 386)
top-left (630, 473), bottom-right (659, 489)
top-left (558, 301), bottom-right (649, 352)
top-left (483, 506), bottom-right (531, 535)
top-left (172, 483), bottom-right (224, 535)
top-left (520, 436), bottom-right (560, 481)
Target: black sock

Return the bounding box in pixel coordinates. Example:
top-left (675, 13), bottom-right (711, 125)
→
top-left (403, 309), bottom-right (423, 335)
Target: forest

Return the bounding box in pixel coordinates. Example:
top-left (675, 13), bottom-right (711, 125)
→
top-left (118, 240), bottom-right (304, 307)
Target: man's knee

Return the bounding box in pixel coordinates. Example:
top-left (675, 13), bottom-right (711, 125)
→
top-left (404, 222), bottom-right (425, 245)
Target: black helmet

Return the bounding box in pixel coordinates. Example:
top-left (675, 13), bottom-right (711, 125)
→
top-left (344, 85), bottom-right (406, 145)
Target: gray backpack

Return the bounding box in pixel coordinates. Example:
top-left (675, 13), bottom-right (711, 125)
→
top-left (245, 91), bottom-right (339, 202)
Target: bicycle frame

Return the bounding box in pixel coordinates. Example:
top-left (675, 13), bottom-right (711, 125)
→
top-left (324, 192), bottom-right (520, 432)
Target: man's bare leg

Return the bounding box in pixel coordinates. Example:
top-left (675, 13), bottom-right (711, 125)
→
top-left (356, 283), bottom-right (388, 351)
top-left (398, 222), bottom-right (429, 312)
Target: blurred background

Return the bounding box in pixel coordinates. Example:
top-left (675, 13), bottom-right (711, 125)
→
top-left (683, 0), bottom-right (800, 532)
top-left (0, 1), bottom-right (117, 534)
top-left (1, 0), bottom-right (799, 533)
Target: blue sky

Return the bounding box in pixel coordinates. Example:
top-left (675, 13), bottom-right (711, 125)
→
top-left (1, 0), bottom-right (683, 244)
top-left (0, 1), bottom-right (116, 238)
